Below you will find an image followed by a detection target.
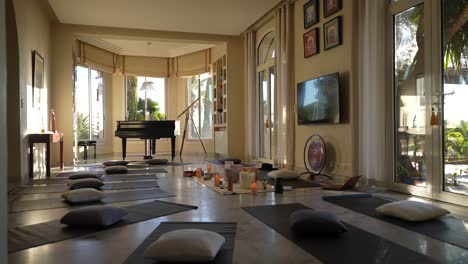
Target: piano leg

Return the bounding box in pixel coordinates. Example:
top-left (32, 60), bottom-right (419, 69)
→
top-left (171, 136), bottom-right (175, 160)
top-left (122, 138), bottom-right (127, 160)
top-left (151, 139), bottom-right (156, 156)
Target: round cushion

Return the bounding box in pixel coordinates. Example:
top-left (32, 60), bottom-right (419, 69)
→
top-left (68, 172), bottom-right (101, 180)
top-left (61, 188), bottom-right (105, 204)
top-left (68, 178), bottom-right (104, 190)
top-left (289, 210), bottom-right (348, 236)
top-left (147, 159), bottom-right (168, 165)
top-left (267, 169), bottom-right (300, 180)
top-left (102, 160), bottom-right (129, 166)
top-left (105, 165), bottom-right (128, 174)
top-left (143, 229), bottom-right (226, 262)
top-left (60, 206), bottom-right (127, 227)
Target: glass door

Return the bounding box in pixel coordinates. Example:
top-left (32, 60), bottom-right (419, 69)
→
top-left (438, 0), bottom-right (468, 200)
top-left (389, 0), bottom-right (433, 198)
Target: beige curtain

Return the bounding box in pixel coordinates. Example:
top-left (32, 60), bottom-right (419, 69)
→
top-left (123, 56), bottom-right (170, 78)
top-left (359, 0), bottom-right (387, 183)
top-left (274, 1), bottom-right (295, 169)
top-left (245, 30), bottom-right (257, 161)
top-left (78, 41), bottom-right (116, 73)
top-left (175, 49), bottom-right (210, 77)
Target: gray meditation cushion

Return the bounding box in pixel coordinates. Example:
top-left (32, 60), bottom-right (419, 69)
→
top-left (68, 178), bottom-right (104, 190)
top-left (102, 160), bottom-right (129, 166)
top-left (60, 206), bottom-right (128, 227)
top-left (147, 159), bottom-right (168, 165)
top-left (104, 165), bottom-right (128, 174)
top-left (143, 229), bottom-right (225, 262)
top-left (289, 210), bottom-right (348, 236)
top-left (61, 188), bottom-right (105, 204)
top-left (218, 158), bottom-right (241, 164)
top-left (68, 172), bottom-right (101, 180)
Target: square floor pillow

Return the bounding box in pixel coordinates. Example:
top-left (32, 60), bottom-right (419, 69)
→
top-left (60, 206), bottom-right (127, 227)
top-left (147, 159), bottom-right (168, 165)
top-left (102, 160), bottom-right (129, 166)
top-left (61, 188), bottom-right (105, 204)
top-left (68, 178), bottom-right (104, 190)
top-left (143, 229), bottom-right (225, 262)
top-left (267, 169), bottom-right (300, 180)
top-left (68, 172), bottom-right (101, 180)
top-left (289, 210), bottom-right (348, 236)
top-left (105, 165), bottom-right (128, 174)
top-left (376, 200), bottom-right (450, 222)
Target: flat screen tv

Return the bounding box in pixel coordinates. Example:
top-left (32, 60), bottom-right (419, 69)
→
top-left (297, 72), bottom-right (340, 125)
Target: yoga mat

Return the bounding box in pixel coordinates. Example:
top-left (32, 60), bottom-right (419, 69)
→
top-left (242, 203), bottom-right (437, 264)
top-left (123, 222), bottom-right (237, 264)
top-left (32, 174), bottom-right (158, 185)
top-left (128, 162), bottom-right (191, 168)
top-left (55, 168), bottom-right (167, 178)
top-left (266, 178), bottom-right (321, 189)
top-left (9, 180), bottom-right (159, 195)
top-left (8, 200), bottom-right (198, 253)
top-left (9, 188), bottom-right (174, 213)
top-left (323, 195), bottom-right (468, 250)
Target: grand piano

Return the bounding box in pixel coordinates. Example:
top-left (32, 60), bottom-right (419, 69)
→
top-left (115, 120), bottom-right (179, 160)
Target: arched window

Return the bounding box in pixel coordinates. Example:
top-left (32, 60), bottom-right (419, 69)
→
top-left (256, 31), bottom-right (275, 161)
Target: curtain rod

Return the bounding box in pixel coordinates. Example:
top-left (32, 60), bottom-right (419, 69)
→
top-left (245, 0), bottom-right (296, 32)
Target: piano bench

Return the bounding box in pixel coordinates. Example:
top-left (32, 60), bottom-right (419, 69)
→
top-left (78, 140), bottom-right (97, 160)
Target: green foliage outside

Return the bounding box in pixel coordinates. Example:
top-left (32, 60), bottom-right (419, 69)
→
top-left (77, 113), bottom-right (89, 140)
top-left (126, 76), bottom-right (166, 121)
top-left (446, 121), bottom-right (468, 162)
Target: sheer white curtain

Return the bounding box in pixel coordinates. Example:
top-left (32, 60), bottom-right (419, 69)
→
top-left (274, 2), bottom-right (295, 169)
top-left (245, 30), bottom-right (258, 161)
top-left (359, 0), bottom-right (387, 183)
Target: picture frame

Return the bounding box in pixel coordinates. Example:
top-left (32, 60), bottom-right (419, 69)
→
top-left (304, 28), bottom-right (320, 58)
top-left (324, 16), bottom-right (342, 50)
top-left (303, 0), bottom-right (319, 29)
top-left (32, 50), bottom-right (44, 108)
top-left (323, 0), bottom-right (342, 18)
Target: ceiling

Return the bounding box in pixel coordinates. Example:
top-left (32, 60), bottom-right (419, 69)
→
top-left (48, 0), bottom-right (281, 35)
top-left (77, 35), bottom-right (216, 57)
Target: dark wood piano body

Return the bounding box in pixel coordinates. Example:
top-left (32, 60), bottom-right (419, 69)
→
top-left (114, 120), bottom-right (176, 160)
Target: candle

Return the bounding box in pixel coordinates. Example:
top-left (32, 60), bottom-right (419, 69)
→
top-left (251, 181), bottom-right (258, 195)
top-left (196, 168), bottom-right (203, 178)
top-left (207, 163), bottom-right (212, 173)
top-left (214, 173), bottom-right (220, 187)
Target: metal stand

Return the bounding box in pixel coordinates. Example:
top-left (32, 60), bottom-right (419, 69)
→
top-left (177, 97), bottom-right (207, 157)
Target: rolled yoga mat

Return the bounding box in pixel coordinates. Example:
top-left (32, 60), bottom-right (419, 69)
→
top-left (123, 222), bottom-right (237, 264)
top-left (323, 194), bottom-right (468, 250)
top-left (8, 200), bottom-right (198, 253)
top-left (9, 180), bottom-right (160, 195)
top-left (242, 203), bottom-right (437, 264)
top-left (8, 188), bottom-right (175, 213)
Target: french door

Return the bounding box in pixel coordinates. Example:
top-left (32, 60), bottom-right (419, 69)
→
top-left (388, 0), bottom-right (468, 204)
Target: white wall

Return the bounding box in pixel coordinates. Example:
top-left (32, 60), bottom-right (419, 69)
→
top-left (0, 0), bottom-right (8, 261)
top-left (14, 0), bottom-right (53, 181)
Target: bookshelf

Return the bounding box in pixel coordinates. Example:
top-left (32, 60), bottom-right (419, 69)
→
top-left (212, 54), bottom-right (228, 155)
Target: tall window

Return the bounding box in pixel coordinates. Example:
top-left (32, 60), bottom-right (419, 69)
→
top-left (74, 65), bottom-right (104, 141)
top-left (125, 76), bottom-right (166, 120)
top-left (257, 31), bottom-right (276, 161)
top-left (186, 73), bottom-right (212, 139)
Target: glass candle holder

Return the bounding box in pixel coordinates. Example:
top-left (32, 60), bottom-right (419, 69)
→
top-left (251, 181), bottom-right (258, 195)
top-left (214, 173), bottom-right (220, 187)
top-left (206, 163), bottom-right (212, 173)
top-left (196, 168), bottom-right (203, 178)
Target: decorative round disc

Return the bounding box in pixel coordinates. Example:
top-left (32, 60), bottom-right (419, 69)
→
top-left (308, 138), bottom-right (325, 173)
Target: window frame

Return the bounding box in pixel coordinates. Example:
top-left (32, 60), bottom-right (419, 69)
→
top-left (186, 73), bottom-right (213, 140)
top-left (124, 75), bottom-right (168, 122)
top-left (74, 63), bottom-right (105, 143)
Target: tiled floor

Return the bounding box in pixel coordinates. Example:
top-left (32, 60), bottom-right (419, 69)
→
top-left (7, 153), bottom-right (468, 263)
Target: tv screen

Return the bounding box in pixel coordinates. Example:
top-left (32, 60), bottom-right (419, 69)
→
top-left (297, 72), bottom-right (340, 125)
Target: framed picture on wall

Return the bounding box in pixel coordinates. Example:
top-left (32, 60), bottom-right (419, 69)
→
top-left (303, 0), bottom-right (319, 29)
top-left (32, 50), bottom-right (44, 108)
top-left (304, 28), bottom-right (319, 58)
top-left (323, 0), bottom-right (342, 18)
top-left (324, 16), bottom-right (342, 50)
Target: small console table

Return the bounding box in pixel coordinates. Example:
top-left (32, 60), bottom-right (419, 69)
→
top-left (28, 132), bottom-right (63, 177)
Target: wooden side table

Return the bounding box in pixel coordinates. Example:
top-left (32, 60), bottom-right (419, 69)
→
top-left (28, 132), bottom-right (63, 177)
